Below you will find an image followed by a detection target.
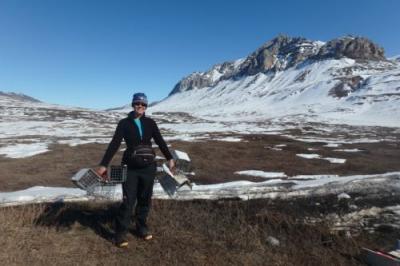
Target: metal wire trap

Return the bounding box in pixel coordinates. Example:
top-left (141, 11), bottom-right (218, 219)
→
top-left (71, 165), bottom-right (127, 200)
top-left (158, 149), bottom-right (193, 197)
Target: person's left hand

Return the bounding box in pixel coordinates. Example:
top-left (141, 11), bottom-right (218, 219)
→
top-left (168, 159), bottom-right (176, 174)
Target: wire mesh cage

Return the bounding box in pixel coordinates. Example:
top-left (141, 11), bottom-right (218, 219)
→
top-left (71, 168), bottom-right (102, 193)
top-left (157, 150), bottom-right (193, 197)
top-left (71, 165), bottom-right (127, 200)
top-left (171, 150), bottom-right (192, 173)
top-left (107, 165), bottom-right (128, 184)
top-left (91, 183), bottom-right (123, 200)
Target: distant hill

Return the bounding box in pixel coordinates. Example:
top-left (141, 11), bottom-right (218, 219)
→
top-left (105, 100), bottom-right (161, 113)
top-left (0, 91), bottom-right (41, 103)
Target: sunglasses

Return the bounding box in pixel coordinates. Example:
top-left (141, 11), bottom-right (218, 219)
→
top-left (134, 102), bottom-right (147, 107)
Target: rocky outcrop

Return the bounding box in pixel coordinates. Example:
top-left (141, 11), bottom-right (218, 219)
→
top-left (236, 35), bottom-right (322, 76)
top-left (328, 76), bottom-right (364, 98)
top-left (169, 60), bottom-right (242, 95)
top-left (169, 72), bottom-right (212, 95)
top-left (315, 36), bottom-right (385, 61)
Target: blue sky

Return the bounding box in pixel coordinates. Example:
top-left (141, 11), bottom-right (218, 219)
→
top-left (0, 0), bottom-right (399, 109)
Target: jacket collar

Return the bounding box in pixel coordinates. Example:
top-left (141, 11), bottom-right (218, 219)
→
top-left (128, 111), bottom-right (146, 121)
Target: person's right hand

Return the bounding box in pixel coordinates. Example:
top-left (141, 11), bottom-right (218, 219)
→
top-left (95, 166), bottom-right (108, 181)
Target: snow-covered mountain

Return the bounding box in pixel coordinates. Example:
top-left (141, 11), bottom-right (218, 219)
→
top-left (0, 92), bottom-right (41, 103)
top-left (390, 55), bottom-right (400, 63)
top-left (150, 35), bottom-right (400, 127)
top-left (0, 91), bottom-right (124, 158)
top-left (105, 100), bottom-right (159, 113)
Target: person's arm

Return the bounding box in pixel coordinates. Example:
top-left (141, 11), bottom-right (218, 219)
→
top-left (152, 121), bottom-right (175, 171)
top-left (99, 120), bottom-right (124, 168)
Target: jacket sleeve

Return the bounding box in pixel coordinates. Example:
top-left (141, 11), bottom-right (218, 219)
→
top-left (100, 120), bottom-right (124, 167)
top-left (152, 121), bottom-right (173, 161)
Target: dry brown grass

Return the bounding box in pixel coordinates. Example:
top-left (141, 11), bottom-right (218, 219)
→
top-left (0, 143), bottom-right (123, 191)
top-left (1, 133), bottom-right (399, 265)
top-left (0, 198), bottom-right (379, 266)
top-left (1, 134), bottom-right (400, 191)
top-left (169, 134), bottom-right (400, 184)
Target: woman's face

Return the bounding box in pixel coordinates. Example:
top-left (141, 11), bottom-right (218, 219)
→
top-left (133, 102), bottom-right (147, 116)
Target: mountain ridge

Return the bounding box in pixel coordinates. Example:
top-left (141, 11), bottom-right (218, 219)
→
top-left (169, 35), bottom-right (386, 96)
top-left (150, 35), bottom-right (400, 127)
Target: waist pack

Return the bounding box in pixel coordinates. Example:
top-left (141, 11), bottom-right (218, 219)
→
top-left (128, 145), bottom-right (155, 168)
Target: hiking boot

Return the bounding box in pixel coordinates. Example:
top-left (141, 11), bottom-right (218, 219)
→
top-left (136, 223), bottom-right (153, 240)
top-left (139, 231), bottom-right (153, 241)
top-left (141, 232), bottom-right (153, 241)
top-left (115, 234), bottom-right (129, 248)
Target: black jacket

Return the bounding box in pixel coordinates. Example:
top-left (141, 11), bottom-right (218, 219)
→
top-left (100, 112), bottom-right (172, 167)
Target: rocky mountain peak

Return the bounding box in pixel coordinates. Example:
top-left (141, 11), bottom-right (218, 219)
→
top-left (237, 35), bottom-right (322, 76)
top-left (168, 35), bottom-right (387, 96)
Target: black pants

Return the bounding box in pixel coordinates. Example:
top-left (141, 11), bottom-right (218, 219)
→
top-left (115, 163), bottom-right (156, 236)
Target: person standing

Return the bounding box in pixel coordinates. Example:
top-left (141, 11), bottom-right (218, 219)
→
top-left (97, 92), bottom-right (175, 248)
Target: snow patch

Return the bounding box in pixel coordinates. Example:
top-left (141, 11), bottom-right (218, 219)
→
top-left (324, 157), bottom-right (346, 164)
top-left (0, 186), bottom-right (87, 206)
top-left (297, 153), bottom-right (321, 159)
top-left (213, 137), bottom-right (242, 142)
top-left (297, 154), bottom-right (346, 164)
top-left (235, 170), bottom-right (287, 179)
top-left (3, 172), bottom-right (399, 206)
top-left (333, 149), bottom-right (362, 152)
top-left (0, 143), bottom-right (49, 158)
top-left (324, 143), bottom-right (341, 148)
